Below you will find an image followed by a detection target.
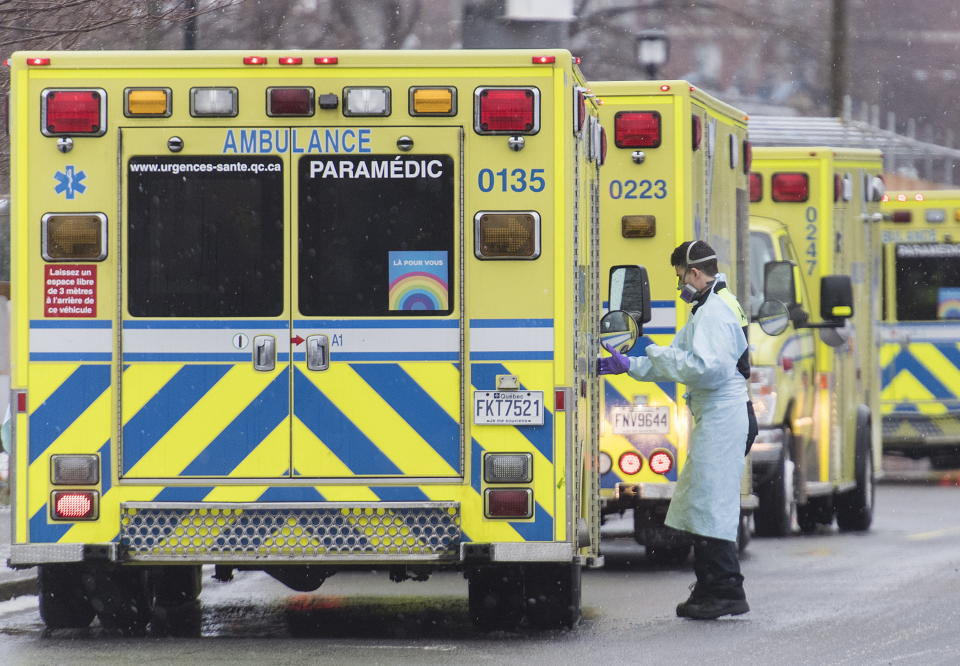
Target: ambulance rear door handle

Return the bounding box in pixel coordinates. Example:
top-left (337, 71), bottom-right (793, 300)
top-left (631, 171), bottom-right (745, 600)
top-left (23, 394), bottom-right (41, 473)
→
top-left (253, 335), bottom-right (275, 371)
top-left (306, 335), bottom-right (329, 371)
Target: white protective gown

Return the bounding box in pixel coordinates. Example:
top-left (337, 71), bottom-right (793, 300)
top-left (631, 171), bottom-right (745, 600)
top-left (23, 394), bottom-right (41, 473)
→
top-left (627, 275), bottom-right (748, 542)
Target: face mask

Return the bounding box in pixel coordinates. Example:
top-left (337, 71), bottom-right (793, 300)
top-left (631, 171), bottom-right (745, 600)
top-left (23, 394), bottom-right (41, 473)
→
top-left (678, 241), bottom-right (717, 304)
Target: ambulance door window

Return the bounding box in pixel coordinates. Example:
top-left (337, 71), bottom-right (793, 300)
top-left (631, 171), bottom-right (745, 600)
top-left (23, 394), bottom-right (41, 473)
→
top-left (749, 230), bottom-right (776, 318)
top-left (297, 155), bottom-right (454, 316)
top-left (894, 243), bottom-right (960, 321)
top-left (127, 155), bottom-right (284, 316)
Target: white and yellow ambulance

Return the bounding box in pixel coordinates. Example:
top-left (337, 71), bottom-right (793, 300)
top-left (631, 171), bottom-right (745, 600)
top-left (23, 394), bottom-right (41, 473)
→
top-left (7, 49), bottom-right (603, 632)
top-left (879, 190), bottom-right (960, 468)
top-left (749, 147), bottom-right (883, 533)
top-left (592, 80), bottom-right (755, 563)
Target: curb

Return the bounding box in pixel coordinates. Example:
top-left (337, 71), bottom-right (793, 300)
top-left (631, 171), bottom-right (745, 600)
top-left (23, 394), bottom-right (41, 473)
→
top-left (0, 569), bottom-right (36, 602)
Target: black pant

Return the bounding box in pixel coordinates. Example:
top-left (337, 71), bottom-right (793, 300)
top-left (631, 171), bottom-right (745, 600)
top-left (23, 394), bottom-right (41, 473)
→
top-left (745, 400), bottom-right (758, 455)
top-left (692, 536), bottom-right (745, 601)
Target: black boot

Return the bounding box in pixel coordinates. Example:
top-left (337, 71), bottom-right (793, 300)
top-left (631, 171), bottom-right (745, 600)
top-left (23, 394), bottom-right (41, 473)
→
top-left (676, 596), bottom-right (749, 619)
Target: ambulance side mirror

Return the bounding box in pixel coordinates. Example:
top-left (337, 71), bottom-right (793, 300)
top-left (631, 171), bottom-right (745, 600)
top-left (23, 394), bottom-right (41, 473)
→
top-left (763, 260), bottom-right (798, 308)
top-left (821, 275), bottom-right (853, 321)
top-left (608, 264), bottom-right (651, 332)
top-left (600, 310), bottom-right (639, 354)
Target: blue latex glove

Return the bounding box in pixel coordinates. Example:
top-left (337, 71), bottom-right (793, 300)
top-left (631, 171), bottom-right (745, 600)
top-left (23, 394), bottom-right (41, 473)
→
top-left (597, 344), bottom-right (631, 375)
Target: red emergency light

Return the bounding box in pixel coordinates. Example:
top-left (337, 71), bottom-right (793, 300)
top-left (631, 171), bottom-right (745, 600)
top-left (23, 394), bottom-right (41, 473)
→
top-left (649, 450), bottom-right (674, 475)
top-left (27, 57), bottom-right (50, 66)
top-left (618, 451), bottom-right (643, 475)
top-left (771, 172), bottom-right (809, 202)
top-left (891, 210), bottom-right (912, 223)
top-left (659, 84), bottom-right (671, 92)
top-left (486, 489), bottom-right (532, 518)
top-left (52, 490), bottom-right (98, 520)
top-left (42, 89), bottom-right (105, 136)
top-left (532, 55), bottom-right (555, 64)
top-left (749, 172), bottom-right (762, 202)
top-left (614, 111), bottom-right (661, 148)
top-left (314, 56), bottom-right (339, 65)
top-left (476, 88), bottom-right (538, 134)
top-left (268, 87), bottom-right (314, 116)
top-left (279, 56), bottom-right (302, 65)
top-left (243, 56), bottom-right (267, 65)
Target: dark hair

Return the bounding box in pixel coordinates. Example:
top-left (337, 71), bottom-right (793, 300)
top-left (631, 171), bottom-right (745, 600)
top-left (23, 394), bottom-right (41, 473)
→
top-left (671, 240), bottom-right (718, 276)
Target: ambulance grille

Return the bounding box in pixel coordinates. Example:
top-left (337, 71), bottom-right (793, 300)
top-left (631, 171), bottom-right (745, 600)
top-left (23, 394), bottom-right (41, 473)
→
top-left (119, 502), bottom-right (461, 562)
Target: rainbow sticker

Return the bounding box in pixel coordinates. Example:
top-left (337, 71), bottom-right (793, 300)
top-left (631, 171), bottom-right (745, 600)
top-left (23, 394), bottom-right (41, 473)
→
top-left (388, 251), bottom-right (449, 311)
top-left (937, 287), bottom-right (960, 319)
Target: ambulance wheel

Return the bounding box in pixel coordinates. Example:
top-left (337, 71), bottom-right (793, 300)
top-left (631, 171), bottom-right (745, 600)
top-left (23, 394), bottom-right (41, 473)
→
top-left (754, 433), bottom-right (795, 537)
top-left (150, 566), bottom-right (203, 637)
top-left (38, 564), bottom-right (96, 630)
top-left (797, 496), bottom-right (834, 534)
top-left (83, 565), bottom-right (155, 636)
top-left (645, 544), bottom-right (691, 565)
top-left (837, 413), bottom-right (875, 532)
top-left (467, 565), bottom-right (524, 631)
top-left (524, 563), bottom-right (582, 629)
top-left (737, 512), bottom-right (752, 553)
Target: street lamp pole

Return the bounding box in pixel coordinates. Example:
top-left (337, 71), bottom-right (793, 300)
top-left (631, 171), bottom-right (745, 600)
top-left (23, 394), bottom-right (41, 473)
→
top-left (636, 29), bottom-right (670, 80)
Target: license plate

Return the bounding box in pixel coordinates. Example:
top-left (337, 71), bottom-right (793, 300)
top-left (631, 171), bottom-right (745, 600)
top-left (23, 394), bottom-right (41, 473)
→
top-left (473, 391), bottom-right (544, 426)
top-left (611, 406), bottom-right (669, 434)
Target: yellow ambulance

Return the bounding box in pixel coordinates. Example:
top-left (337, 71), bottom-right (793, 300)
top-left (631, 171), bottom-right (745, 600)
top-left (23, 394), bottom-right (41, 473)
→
top-left (749, 147), bottom-right (883, 533)
top-left (591, 80), bottom-right (755, 563)
top-left (879, 190), bottom-right (960, 468)
top-left (7, 49), bottom-right (603, 632)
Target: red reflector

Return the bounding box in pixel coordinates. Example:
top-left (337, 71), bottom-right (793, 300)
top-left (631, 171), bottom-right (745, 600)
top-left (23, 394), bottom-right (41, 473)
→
top-left (243, 56), bottom-right (267, 65)
top-left (659, 84), bottom-right (671, 91)
top-left (749, 172), bottom-right (762, 202)
top-left (53, 491), bottom-right (96, 520)
top-left (268, 87), bottom-right (313, 116)
top-left (314, 56), bottom-right (339, 65)
top-left (28, 57), bottom-right (51, 66)
top-left (600, 126), bottom-right (608, 165)
top-left (614, 111), bottom-right (661, 148)
top-left (781, 356), bottom-right (794, 372)
top-left (892, 210), bottom-right (912, 223)
top-left (279, 56), bottom-right (302, 65)
top-left (477, 88), bottom-right (536, 133)
top-left (649, 450), bottom-right (674, 475)
top-left (555, 389), bottom-right (566, 411)
top-left (532, 55), bottom-right (555, 64)
top-left (692, 114), bottom-right (702, 151)
top-left (618, 451), bottom-right (643, 475)
top-left (833, 174), bottom-right (842, 202)
top-left (44, 90), bottom-right (103, 135)
top-left (771, 173), bottom-right (809, 202)
top-left (16, 392), bottom-right (26, 413)
top-left (574, 56), bottom-right (583, 65)
top-left (575, 90), bottom-right (586, 133)
top-left (487, 489), bottom-right (531, 518)
top-left (742, 140), bottom-right (752, 174)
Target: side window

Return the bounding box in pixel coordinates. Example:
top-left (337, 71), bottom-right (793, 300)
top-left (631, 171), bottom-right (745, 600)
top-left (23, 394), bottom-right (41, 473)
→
top-left (895, 243), bottom-right (960, 321)
top-left (748, 231), bottom-right (776, 318)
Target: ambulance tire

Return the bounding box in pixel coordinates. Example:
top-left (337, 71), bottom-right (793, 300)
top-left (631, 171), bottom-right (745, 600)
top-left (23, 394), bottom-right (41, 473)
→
top-left (83, 565), bottom-right (155, 636)
top-left (150, 566), bottom-right (203, 637)
top-left (467, 565), bottom-right (525, 631)
top-left (524, 563), bottom-right (582, 630)
top-left (737, 512), bottom-right (751, 553)
top-left (797, 496), bottom-right (833, 534)
top-left (837, 412), bottom-right (875, 532)
top-left (38, 564), bottom-right (96, 630)
top-left (754, 432), bottom-right (795, 537)
top-left (645, 544), bottom-right (691, 565)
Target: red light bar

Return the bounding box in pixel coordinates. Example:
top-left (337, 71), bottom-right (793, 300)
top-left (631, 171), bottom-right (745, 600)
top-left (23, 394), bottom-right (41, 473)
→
top-left (771, 172), bottom-right (809, 202)
top-left (243, 56), bottom-right (267, 65)
top-left (279, 56), bottom-right (302, 65)
top-left (268, 87), bottom-right (314, 116)
top-left (27, 57), bottom-right (50, 66)
top-left (891, 210), bottom-right (912, 223)
top-left (486, 489), bottom-right (532, 518)
top-left (52, 490), bottom-right (97, 520)
top-left (574, 56), bottom-right (583, 65)
top-left (749, 172), bottom-right (762, 202)
top-left (614, 111), bottom-right (661, 148)
top-left (915, 193), bottom-right (925, 201)
top-left (532, 55), bottom-right (555, 64)
top-left (43, 89), bottom-right (105, 136)
top-left (476, 88), bottom-right (538, 134)
top-left (314, 56), bottom-right (339, 65)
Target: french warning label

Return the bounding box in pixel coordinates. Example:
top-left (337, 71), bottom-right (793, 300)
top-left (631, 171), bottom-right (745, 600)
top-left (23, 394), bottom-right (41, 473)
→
top-left (45, 264), bottom-right (96, 317)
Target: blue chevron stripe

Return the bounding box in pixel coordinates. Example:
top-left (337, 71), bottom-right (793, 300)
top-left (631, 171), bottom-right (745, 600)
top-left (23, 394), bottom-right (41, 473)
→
top-left (99, 440), bottom-right (111, 495)
top-left (370, 486), bottom-right (430, 501)
top-left (179, 368), bottom-right (290, 476)
top-left (510, 501), bottom-right (553, 541)
top-left (350, 364), bottom-right (461, 471)
top-left (257, 486), bottom-right (326, 501)
top-left (29, 505), bottom-right (72, 543)
top-left (881, 350), bottom-right (954, 398)
top-left (471, 439), bottom-right (483, 494)
top-left (630, 337), bottom-right (676, 402)
top-left (122, 364), bottom-right (232, 473)
top-left (153, 486), bottom-right (215, 501)
top-left (470, 363), bottom-right (553, 462)
top-left (30, 365), bottom-right (111, 463)
top-left (935, 344), bottom-right (960, 371)
top-left (293, 368), bottom-right (402, 475)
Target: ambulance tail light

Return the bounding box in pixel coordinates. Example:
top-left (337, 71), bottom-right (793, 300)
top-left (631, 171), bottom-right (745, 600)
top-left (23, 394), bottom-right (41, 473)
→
top-left (742, 140), bottom-right (752, 174)
top-left (42, 89), bottom-right (106, 136)
top-left (891, 210), bottom-right (911, 223)
top-left (692, 114), bottom-right (702, 150)
top-left (614, 111), bottom-right (661, 148)
top-left (750, 366), bottom-right (778, 426)
top-left (485, 489), bottom-right (533, 518)
top-left (42, 213), bottom-right (107, 261)
top-left (190, 87), bottom-right (238, 117)
top-left (475, 212), bottom-right (540, 259)
top-left (51, 455), bottom-right (99, 485)
top-left (15, 391), bottom-right (27, 413)
top-left (622, 215), bottom-right (656, 238)
top-left (52, 490), bottom-right (99, 521)
top-left (618, 451), bottom-right (643, 475)
top-left (267, 87), bottom-right (315, 117)
top-left (649, 450), bottom-right (674, 475)
top-left (475, 87), bottom-right (539, 134)
top-left (771, 173), bottom-right (809, 202)
top-left (599, 452), bottom-right (613, 475)
top-left (343, 87), bottom-right (391, 116)
top-left (484, 453), bottom-right (532, 483)
top-left (749, 173), bottom-right (762, 202)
